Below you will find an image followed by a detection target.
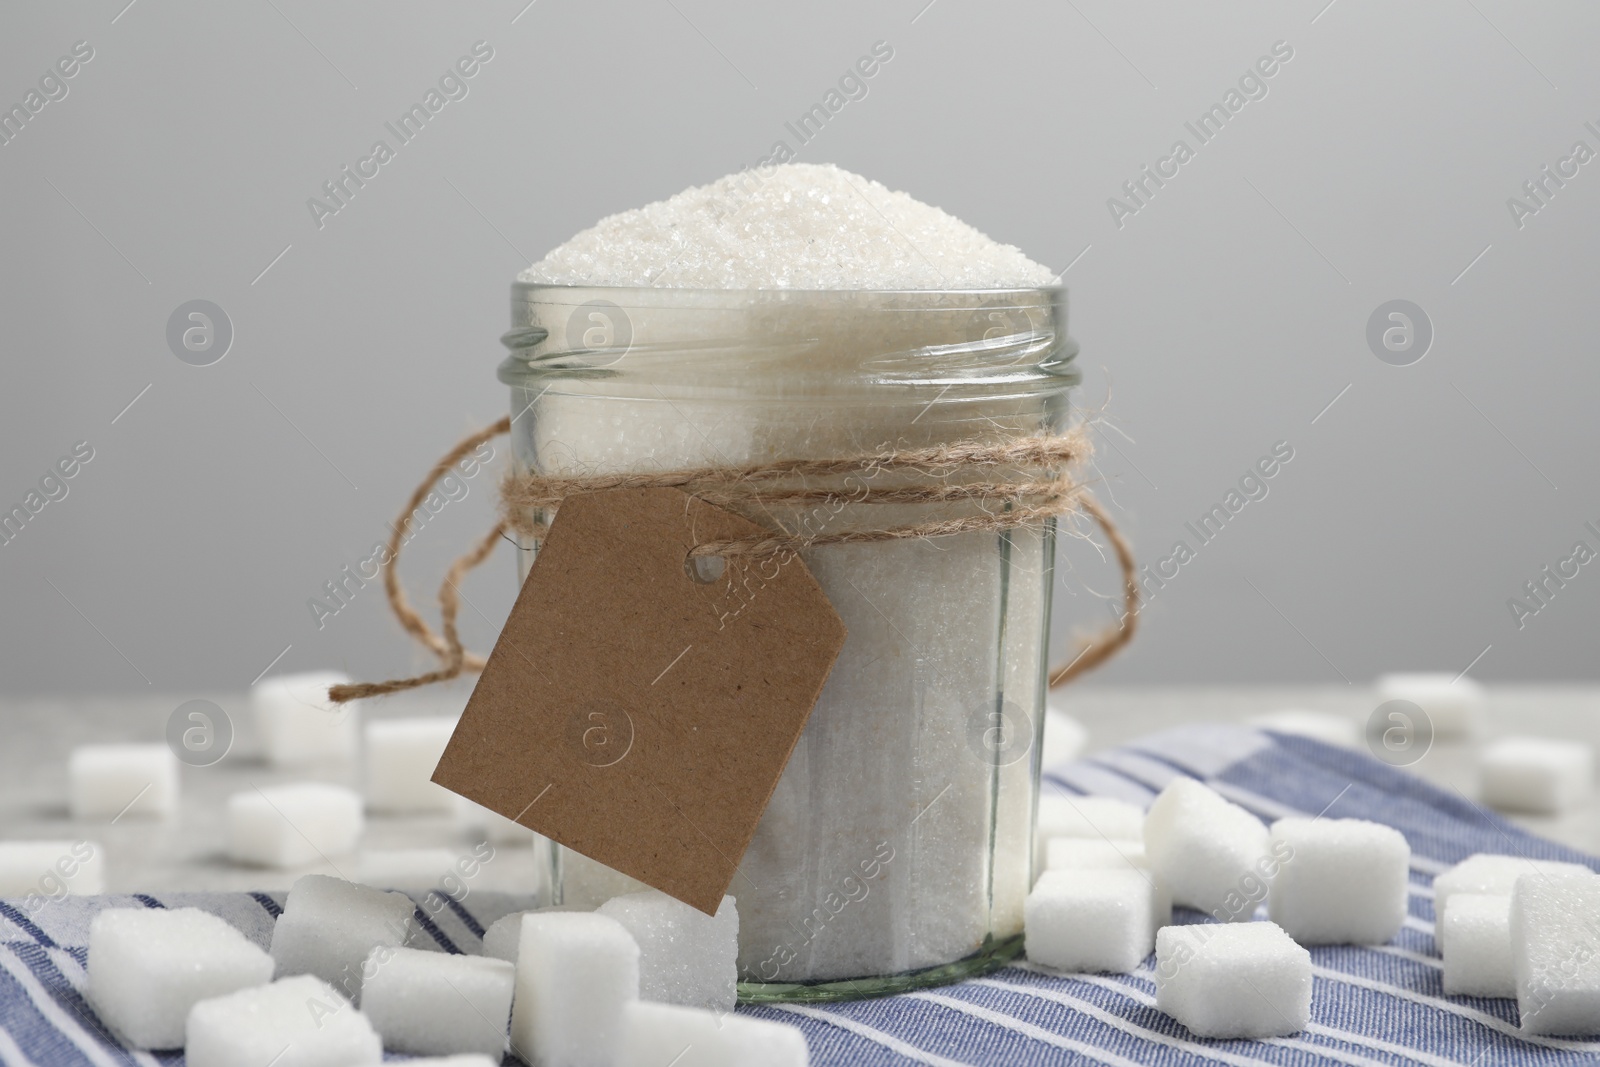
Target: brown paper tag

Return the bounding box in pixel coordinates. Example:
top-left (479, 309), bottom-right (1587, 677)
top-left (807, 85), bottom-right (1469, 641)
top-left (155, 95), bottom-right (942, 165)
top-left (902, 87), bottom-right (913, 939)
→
top-left (433, 486), bottom-right (847, 914)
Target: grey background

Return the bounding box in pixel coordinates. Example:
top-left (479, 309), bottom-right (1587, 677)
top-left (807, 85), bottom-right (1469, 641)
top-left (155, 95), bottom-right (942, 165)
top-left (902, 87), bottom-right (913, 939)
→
top-left (1, 0), bottom-right (1596, 698)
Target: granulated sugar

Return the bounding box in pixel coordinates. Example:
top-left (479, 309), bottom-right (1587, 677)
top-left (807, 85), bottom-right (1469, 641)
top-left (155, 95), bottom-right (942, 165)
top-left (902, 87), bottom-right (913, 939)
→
top-left (519, 163), bottom-right (1054, 291)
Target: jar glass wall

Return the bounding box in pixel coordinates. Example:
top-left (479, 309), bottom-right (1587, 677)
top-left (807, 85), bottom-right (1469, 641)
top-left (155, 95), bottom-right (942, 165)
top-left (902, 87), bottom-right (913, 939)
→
top-left (498, 284), bottom-right (1079, 1001)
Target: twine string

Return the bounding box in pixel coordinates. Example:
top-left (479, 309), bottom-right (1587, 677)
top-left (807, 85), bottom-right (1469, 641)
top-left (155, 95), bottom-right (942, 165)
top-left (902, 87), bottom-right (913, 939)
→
top-left (374, 416), bottom-right (510, 673)
top-left (328, 420), bottom-right (1137, 703)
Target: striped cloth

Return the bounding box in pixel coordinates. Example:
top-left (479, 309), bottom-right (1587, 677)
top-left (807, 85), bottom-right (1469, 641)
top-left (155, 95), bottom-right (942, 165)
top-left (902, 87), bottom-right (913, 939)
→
top-left (2, 724), bottom-right (1596, 1066)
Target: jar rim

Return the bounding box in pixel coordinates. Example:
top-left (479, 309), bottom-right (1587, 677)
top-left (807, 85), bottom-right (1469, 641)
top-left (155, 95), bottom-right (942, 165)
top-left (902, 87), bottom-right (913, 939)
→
top-left (501, 282), bottom-right (1078, 398)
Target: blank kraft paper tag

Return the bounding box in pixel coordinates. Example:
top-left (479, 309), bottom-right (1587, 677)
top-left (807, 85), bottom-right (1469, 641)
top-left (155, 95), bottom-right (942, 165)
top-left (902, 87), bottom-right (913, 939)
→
top-left (433, 486), bottom-right (847, 914)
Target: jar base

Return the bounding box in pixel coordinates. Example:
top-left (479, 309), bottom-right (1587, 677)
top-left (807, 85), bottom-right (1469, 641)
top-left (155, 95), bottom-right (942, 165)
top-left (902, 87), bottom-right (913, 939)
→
top-left (735, 933), bottom-right (1024, 1004)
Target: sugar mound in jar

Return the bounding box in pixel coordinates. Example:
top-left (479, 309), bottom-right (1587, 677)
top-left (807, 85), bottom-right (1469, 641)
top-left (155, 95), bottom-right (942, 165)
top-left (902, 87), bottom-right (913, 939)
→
top-left (519, 162), bottom-right (1054, 290)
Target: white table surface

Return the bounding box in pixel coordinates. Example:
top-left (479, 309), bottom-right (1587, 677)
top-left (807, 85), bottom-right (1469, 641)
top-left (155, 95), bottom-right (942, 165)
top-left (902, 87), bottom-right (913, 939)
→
top-left (1, 685), bottom-right (1595, 895)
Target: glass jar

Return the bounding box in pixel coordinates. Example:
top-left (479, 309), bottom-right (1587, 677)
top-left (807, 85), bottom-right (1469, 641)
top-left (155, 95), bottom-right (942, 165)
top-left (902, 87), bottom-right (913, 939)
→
top-left (498, 284), bottom-right (1079, 1001)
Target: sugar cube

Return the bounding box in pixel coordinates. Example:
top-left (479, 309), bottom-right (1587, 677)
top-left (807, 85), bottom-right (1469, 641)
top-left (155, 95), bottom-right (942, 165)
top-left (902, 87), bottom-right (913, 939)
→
top-left (1268, 817), bottom-right (1409, 945)
top-left (1375, 672), bottom-right (1485, 739)
top-left (1040, 701), bottom-right (1088, 769)
top-left (185, 974), bottom-right (379, 1067)
top-left (1511, 868), bottom-right (1600, 1034)
top-left (228, 783), bottom-right (363, 868)
top-left (252, 670), bottom-right (360, 766)
top-left (483, 910), bottom-right (536, 962)
top-left (0, 839), bottom-right (104, 896)
top-left (1143, 778), bottom-right (1270, 920)
top-left (1154, 922), bottom-right (1312, 1038)
top-left (597, 891), bottom-right (738, 1011)
top-left (269, 874), bottom-right (413, 999)
top-left (68, 743), bottom-right (178, 820)
top-left (1037, 793), bottom-right (1145, 841)
top-left (1441, 893), bottom-right (1515, 998)
top-left (482, 906), bottom-right (582, 963)
top-left (87, 907), bottom-right (273, 1049)
top-left (359, 945), bottom-right (513, 1057)
top-left (615, 1001), bottom-right (809, 1067)
top-left (1248, 709), bottom-right (1361, 749)
top-left (1480, 737), bottom-right (1593, 815)
top-left (560, 847), bottom-right (649, 909)
top-left (1035, 792), bottom-right (1144, 873)
top-left (1025, 869), bottom-right (1157, 973)
top-left (365, 717), bottom-right (458, 814)
top-left (1433, 853), bottom-right (1591, 926)
top-left (1045, 838), bottom-right (1146, 871)
top-left (511, 912), bottom-right (640, 1067)
top-left (356, 849), bottom-right (461, 889)
top-left (1043, 838), bottom-right (1172, 932)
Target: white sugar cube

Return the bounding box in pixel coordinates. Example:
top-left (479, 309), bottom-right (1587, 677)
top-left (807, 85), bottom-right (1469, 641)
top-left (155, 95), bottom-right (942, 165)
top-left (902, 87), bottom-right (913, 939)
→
top-left (1034, 792), bottom-right (1145, 872)
top-left (483, 910), bottom-right (536, 962)
top-left (597, 891), bottom-right (738, 1011)
top-left (1040, 701), bottom-right (1088, 769)
top-left (87, 907), bottom-right (273, 1049)
top-left (1511, 868), bottom-right (1600, 1034)
top-left (482, 906), bottom-right (581, 962)
top-left (68, 743), bottom-right (179, 819)
top-left (1433, 854), bottom-right (1591, 926)
top-left (1043, 838), bottom-right (1172, 932)
top-left (269, 874), bottom-right (413, 999)
top-left (1155, 922), bottom-right (1312, 1038)
top-left (561, 848), bottom-right (650, 909)
top-left (511, 912), bottom-right (640, 1067)
top-left (357, 849), bottom-right (461, 889)
top-left (1037, 793), bottom-right (1145, 841)
top-left (365, 717), bottom-right (458, 814)
top-left (252, 670), bottom-right (360, 766)
top-left (228, 783), bottom-right (363, 869)
top-left (1143, 778), bottom-right (1270, 920)
top-left (1375, 672), bottom-right (1485, 739)
top-left (1248, 709), bottom-right (1361, 749)
top-left (185, 974), bottom-right (379, 1067)
top-left (1441, 893), bottom-right (1515, 998)
top-left (1045, 838), bottom-right (1146, 871)
top-left (1268, 817), bottom-right (1409, 945)
top-left (0, 839), bottom-right (104, 896)
top-left (615, 1001), bottom-right (809, 1067)
top-left (1025, 869), bottom-right (1157, 973)
top-left (360, 945), bottom-right (513, 1058)
top-left (1480, 737), bottom-right (1593, 814)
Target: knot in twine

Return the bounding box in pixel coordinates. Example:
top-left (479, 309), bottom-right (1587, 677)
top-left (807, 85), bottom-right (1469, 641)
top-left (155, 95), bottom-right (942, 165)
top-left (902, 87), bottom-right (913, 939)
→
top-left (329, 417), bottom-right (1138, 703)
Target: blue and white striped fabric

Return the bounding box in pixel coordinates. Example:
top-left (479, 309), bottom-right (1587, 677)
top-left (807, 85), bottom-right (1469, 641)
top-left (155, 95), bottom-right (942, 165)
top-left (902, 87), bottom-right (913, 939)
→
top-left (3, 724), bottom-right (1597, 1066)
